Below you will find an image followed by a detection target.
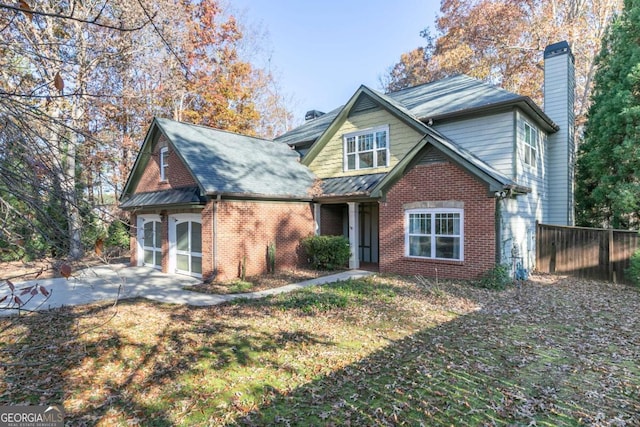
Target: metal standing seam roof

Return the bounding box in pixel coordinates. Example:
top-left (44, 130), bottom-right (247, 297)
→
top-left (120, 186), bottom-right (206, 210)
top-left (155, 118), bottom-right (317, 199)
top-left (319, 173), bottom-right (387, 197)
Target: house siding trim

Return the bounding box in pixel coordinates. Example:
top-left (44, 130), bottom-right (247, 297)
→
top-left (302, 86), bottom-right (431, 169)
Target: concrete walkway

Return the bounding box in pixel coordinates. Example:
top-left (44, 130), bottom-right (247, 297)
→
top-left (2, 265), bottom-right (373, 316)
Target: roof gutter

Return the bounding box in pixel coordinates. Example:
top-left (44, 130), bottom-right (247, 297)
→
top-left (205, 191), bottom-right (314, 203)
top-left (119, 201), bottom-right (205, 211)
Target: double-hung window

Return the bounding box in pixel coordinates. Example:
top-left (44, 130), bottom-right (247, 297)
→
top-left (523, 122), bottom-right (537, 167)
top-left (344, 125), bottom-right (389, 171)
top-left (406, 209), bottom-right (463, 260)
top-left (160, 147), bottom-right (169, 181)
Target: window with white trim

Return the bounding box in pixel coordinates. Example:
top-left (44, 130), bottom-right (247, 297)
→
top-left (344, 125), bottom-right (389, 171)
top-left (523, 122), bottom-right (537, 167)
top-left (160, 147), bottom-right (169, 181)
top-left (406, 209), bottom-right (463, 260)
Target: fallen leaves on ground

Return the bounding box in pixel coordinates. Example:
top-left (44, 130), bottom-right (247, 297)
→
top-left (184, 268), bottom-right (330, 294)
top-left (0, 274), bottom-right (638, 426)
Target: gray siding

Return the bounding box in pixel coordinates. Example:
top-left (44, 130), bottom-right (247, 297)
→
top-left (545, 48), bottom-right (575, 225)
top-left (515, 109), bottom-right (548, 221)
top-left (498, 110), bottom-right (548, 273)
top-left (433, 111), bottom-right (515, 178)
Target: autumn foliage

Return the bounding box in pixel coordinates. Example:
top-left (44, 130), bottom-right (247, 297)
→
top-left (0, 0), bottom-right (292, 265)
top-left (383, 0), bottom-right (623, 126)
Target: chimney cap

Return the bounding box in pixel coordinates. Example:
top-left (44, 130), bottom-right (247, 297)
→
top-left (305, 110), bottom-right (325, 121)
top-left (544, 41), bottom-right (571, 59)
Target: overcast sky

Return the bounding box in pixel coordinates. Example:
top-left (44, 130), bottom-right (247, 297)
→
top-left (231, 0), bottom-right (441, 122)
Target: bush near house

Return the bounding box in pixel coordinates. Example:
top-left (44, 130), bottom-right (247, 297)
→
top-left (475, 263), bottom-right (512, 290)
top-left (626, 249), bottom-right (640, 288)
top-left (301, 235), bottom-right (350, 270)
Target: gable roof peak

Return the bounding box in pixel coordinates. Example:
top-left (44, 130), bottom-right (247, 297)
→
top-left (122, 116), bottom-right (316, 201)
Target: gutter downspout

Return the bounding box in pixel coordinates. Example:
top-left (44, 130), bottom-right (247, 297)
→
top-left (495, 195), bottom-right (502, 265)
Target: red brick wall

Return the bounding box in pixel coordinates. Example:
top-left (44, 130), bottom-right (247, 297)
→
top-left (135, 135), bottom-right (196, 193)
top-left (379, 161), bottom-right (496, 280)
top-left (129, 213), bottom-right (138, 266)
top-left (160, 210), bottom-right (169, 273)
top-left (210, 200), bottom-right (315, 281)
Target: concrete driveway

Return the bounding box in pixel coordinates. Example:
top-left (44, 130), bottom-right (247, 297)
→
top-left (2, 264), bottom-right (372, 316)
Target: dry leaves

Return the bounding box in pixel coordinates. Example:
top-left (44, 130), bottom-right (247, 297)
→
top-left (0, 274), bottom-right (638, 426)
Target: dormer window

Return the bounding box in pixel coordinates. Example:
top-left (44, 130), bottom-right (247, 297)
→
top-left (160, 147), bottom-right (169, 181)
top-left (523, 122), bottom-right (537, 167)
top-left (344, 125), bottom-right (389, 171)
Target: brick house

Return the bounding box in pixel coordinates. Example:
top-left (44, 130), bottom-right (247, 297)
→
top-left (120, 41), bottom-right (575, 281)
top-left (119, 120), bottom-right (317, 280)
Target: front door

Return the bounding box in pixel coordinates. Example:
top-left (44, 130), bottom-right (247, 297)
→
top-left (359, 203), bottom-right (379, 264)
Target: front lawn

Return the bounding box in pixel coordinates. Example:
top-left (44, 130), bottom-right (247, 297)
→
top-left (1, 275), bottom-right (638, 425)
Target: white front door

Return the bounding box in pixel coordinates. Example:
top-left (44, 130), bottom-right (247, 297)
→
top-left (169, 214), bottom-right (202, 277)
top-left (137, 215), bottom-right (162, 269)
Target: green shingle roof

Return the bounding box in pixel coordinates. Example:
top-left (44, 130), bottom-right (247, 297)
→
top-left (155, 118), bottom-right (316, 199)
top-left (274, 107), bottom-right (341, 146)
top-left (390, 74), bottom-right (522, 118)
top-left (275, 74), bottom-right (556, 146)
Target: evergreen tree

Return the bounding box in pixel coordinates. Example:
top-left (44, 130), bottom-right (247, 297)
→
top-left (575, 0), bottom-right (640, 229)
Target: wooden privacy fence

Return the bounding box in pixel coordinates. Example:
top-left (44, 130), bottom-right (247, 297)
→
top-left (536, 222), bottom-right (640, 283)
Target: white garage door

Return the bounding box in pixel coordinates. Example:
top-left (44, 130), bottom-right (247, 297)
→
top-left (169, 214), bottom-right (202, 277)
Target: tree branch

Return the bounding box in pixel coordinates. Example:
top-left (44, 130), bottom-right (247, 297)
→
top-left (0, 2), bottom-right (152, 32)
top-left (134, 0), bottom-right (191, 78)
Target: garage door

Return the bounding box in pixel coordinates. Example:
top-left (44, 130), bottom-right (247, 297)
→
top-left (138, 215), bottom-right (162, 269)
top-left (169, 214), bottom-right (202, 277)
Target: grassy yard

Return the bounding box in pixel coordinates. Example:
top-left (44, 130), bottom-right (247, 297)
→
top-left (1, 274), bottom-right (639, 426)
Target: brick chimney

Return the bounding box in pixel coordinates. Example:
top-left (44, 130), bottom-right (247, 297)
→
top-left (544, 41), bottom-right (575, 226)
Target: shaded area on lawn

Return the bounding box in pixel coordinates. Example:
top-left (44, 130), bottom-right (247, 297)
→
top-left (0, 302), bottom-right (180, 425)
top-left (0, 276), bottom-right (467, 425)
top-left (236, 276), bottom-right (640, 426)
top-left (0, 275), bottom-right (638, 426)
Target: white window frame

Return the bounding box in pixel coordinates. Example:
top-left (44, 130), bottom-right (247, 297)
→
top-left (160, 147), bottom-right (169, 181)
top-left (405, 208), bottom-right (464, 261)
top-left (343, 125), bottom-right (390, 171)
top-left (523, 121), bottom-right (538, 167)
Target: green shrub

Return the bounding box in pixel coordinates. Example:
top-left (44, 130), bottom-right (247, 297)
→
top-left (106, 219), bottom-right (130, 249)
top-left (267, 241), bottom-right (276, 273)
top-left (301, 235), bottom-right (350, 270)
top-left (476, 264), bottom-right (511, 290)
top-left (626, 249), bottom-right (640, 287)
